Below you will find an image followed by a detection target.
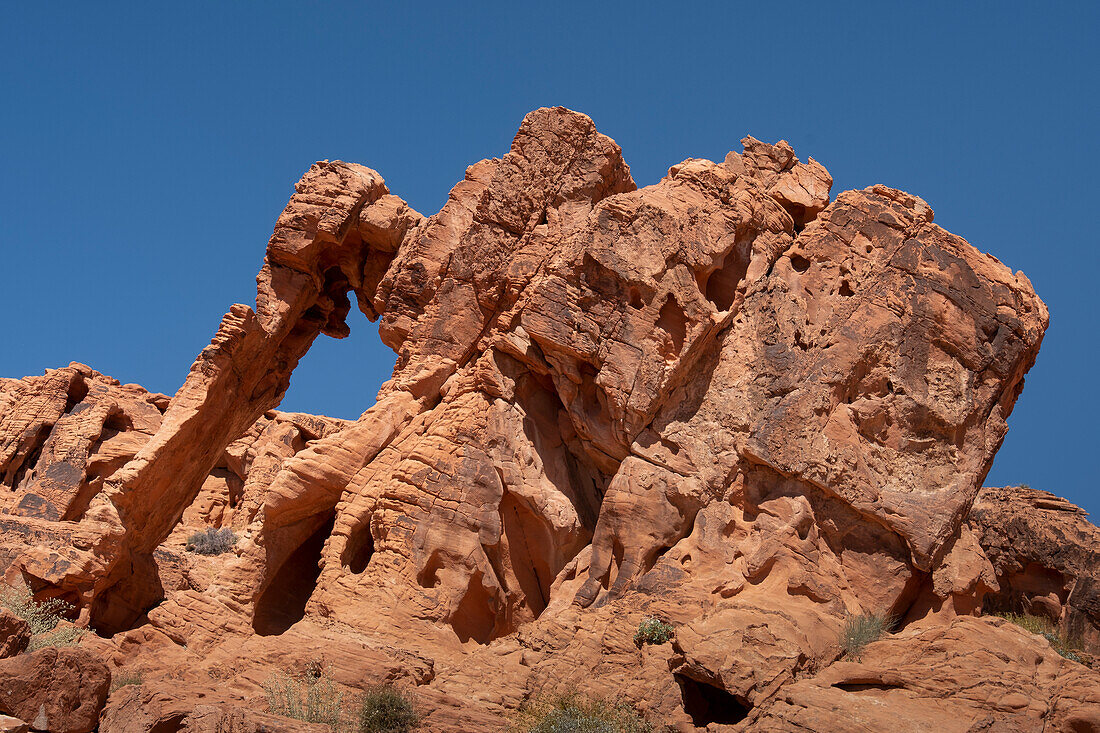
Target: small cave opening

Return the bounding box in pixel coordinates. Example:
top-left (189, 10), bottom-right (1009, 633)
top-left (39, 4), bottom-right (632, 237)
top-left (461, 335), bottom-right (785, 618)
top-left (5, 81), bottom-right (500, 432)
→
top-left (787, 203), bottom-right (812, 232)
top-left (87, 552), bottom-right (166, 637)
top-left (103, 410), bottom-right (134, 435)
top-left (450, 571), bottom-right (497, 645)
top-left (657, 297), bottom-right (687, 357)
top-left (64, 375), bottom-right (89, 414)
top-left (512, 364), bottom-right (609, 533)
top-left (676, 674), bottom-right (751, 727)
top-left (700, 240), bottom-right (752, 312)
top-left (6, 424), bottom-right (51, 491)
top-left (147, 715), bottom-right (186, 733)
top-left (252, 510), bottom-right (335, 636)
top-left (342, 519), bottom-right (375, 574)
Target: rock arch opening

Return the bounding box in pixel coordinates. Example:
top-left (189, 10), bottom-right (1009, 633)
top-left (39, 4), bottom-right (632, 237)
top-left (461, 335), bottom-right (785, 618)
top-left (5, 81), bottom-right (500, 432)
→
top-left (277, 317), bottom-right (396, 420)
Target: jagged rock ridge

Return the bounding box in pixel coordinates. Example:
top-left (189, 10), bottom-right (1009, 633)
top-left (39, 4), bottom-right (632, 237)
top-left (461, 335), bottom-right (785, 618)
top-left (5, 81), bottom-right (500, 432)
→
top-left (0, 107), bottom-right (1096, 732)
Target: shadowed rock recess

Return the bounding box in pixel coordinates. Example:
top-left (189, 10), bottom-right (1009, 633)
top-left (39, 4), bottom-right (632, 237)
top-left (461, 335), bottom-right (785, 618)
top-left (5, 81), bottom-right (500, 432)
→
top-left (0, 107), bottom-right (1096, 731)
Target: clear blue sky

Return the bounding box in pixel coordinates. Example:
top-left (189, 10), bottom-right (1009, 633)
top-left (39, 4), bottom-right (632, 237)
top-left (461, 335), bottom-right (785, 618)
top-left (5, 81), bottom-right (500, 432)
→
top-left (1, 3), bottom-right (1096, 515)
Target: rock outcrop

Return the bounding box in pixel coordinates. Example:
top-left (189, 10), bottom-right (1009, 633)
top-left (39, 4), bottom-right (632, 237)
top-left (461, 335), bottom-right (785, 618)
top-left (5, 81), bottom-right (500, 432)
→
top-left (0, 107), bottom-right (1093, 731)
top-left (0, 648), bottom-right (110, 733)
top-left (969, 485), bottom-right (1100, 653)
top-left (0, 610), bottom-right (29, 659)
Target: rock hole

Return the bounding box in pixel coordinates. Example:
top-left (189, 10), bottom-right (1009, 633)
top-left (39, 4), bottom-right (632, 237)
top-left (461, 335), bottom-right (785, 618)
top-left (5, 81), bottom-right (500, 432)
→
top-left (628, 287), bottom-right (644, 310)
top-left (252, 510), bottom-right (335, 636)
top-left (601, 537), bottom-right (626, 591)
top-left (6, 425), bottom-right (51, 491)
top-left (417, 551), bottom-right (444, 589)
top-left (676, 674), bottom-right (750, 726)
top-left (790, 253), bottom-right (811, 273)
top-left (148, 714), bottom-right (187, 733)
top-left (102, 410), bottom-right (133, 437)
top-left (279, 317), bottom-right (396, 419)
top-left (839, 280), bottom-right (855, 297)
top-left (451, 571), bottom-right (497, 644)
top-left (786, 203), bottom-right (811, 232)
top-left (342, 519), bottom-right (375, 574)
top-left (701, 241), bottom-right (751, 312)
top-left (64, 375), bottom-right (89, 414)
top-left (832, 682), bottom-right (904, 693)
top-left (657, 297), bottom-right (687, 357)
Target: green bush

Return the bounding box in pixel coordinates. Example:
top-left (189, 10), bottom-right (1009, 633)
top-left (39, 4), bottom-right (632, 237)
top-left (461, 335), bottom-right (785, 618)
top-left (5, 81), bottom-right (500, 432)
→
top-left (186, 527), bottom-right (238, 555)
top-left (996, 613), bottom-right (1084, 663)
top-left (0, 584), bottom-right (84, 650)
top-left (513, 694), bottom-right (653, 733)
top-left (840, 612), bottom-right (893, 660)
top-left (633, 617), bottom-right (674, 647)
top-left (110, 669), bottom-right (144, 692)
top-left (264, 668), bottom-right (343, 727)
top-left (357, 685), bottom-right (419, 732)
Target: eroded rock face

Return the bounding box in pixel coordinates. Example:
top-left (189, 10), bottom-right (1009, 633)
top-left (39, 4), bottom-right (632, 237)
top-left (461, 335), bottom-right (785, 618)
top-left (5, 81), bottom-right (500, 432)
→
top-left (0, 647), bottom-right (110, 733)
top-left (0, 609), bottom-right (29, 659)
top-left (751, 615), bottom-right (1100, 732)
top-left (0, 107), bottom-right (1092, 730)
top-left (969, 485), bottom-right (1100, 653)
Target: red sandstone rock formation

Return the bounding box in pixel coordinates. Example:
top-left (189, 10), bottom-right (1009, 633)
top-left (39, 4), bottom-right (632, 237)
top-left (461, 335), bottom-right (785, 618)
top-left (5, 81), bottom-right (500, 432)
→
top-left (0, 107), bottom-right (1094, 731)
top-left (969, 485), bottom-right (1100, 653)
top-left (0, 648), bottom-right (110, 733)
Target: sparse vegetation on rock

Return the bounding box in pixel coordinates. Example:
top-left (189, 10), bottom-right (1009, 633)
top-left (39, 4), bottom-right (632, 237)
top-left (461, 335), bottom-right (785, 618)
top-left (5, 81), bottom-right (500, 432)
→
top-left (185, 526), bottom-right (238, 555)
top-left (996, 613), bottom-right (1085, 663)
top-left (633, 617), bottom-right (674, 647)
top-left (840, 613), bottom-right (893, 660)
top-left (357, 684), bottom-right (419, 732)
top-left (0, 584), bottom-right (83, 650)
top-left (263, 668), bottom-right (343, 727)
top-left (513, 694), bottom-right (653, 733)
top-left (110, 668), bottom-right (143, 692)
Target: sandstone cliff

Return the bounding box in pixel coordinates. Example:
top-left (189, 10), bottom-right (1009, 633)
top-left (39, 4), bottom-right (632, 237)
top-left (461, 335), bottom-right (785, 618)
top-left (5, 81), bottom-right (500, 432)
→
top-left (0, 107), bottom-right (1095, 732)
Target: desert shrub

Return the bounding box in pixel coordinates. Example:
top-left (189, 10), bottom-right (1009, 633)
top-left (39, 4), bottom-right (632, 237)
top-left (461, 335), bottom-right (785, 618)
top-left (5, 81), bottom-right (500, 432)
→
top-left (513, 694), bottom-right (653, 733)
top-left (186, 527), bottom-right (238, 555)
top-left (0, 584), bottom-right (84, 650)
top-left (357, 684), bottom-right (419, 732)
top-left (840, 612), bottom-right (893, 660)
top-left (633, 617), bottom-right (674, 647)
top-left (997, 613), bottom-right (1084, 663)
top-left (30, 623), bottom-right (84, 650)
top-left (264, 668), bottom-right (343, 727)
top-left (110, 669), bottom-right (144, 692)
